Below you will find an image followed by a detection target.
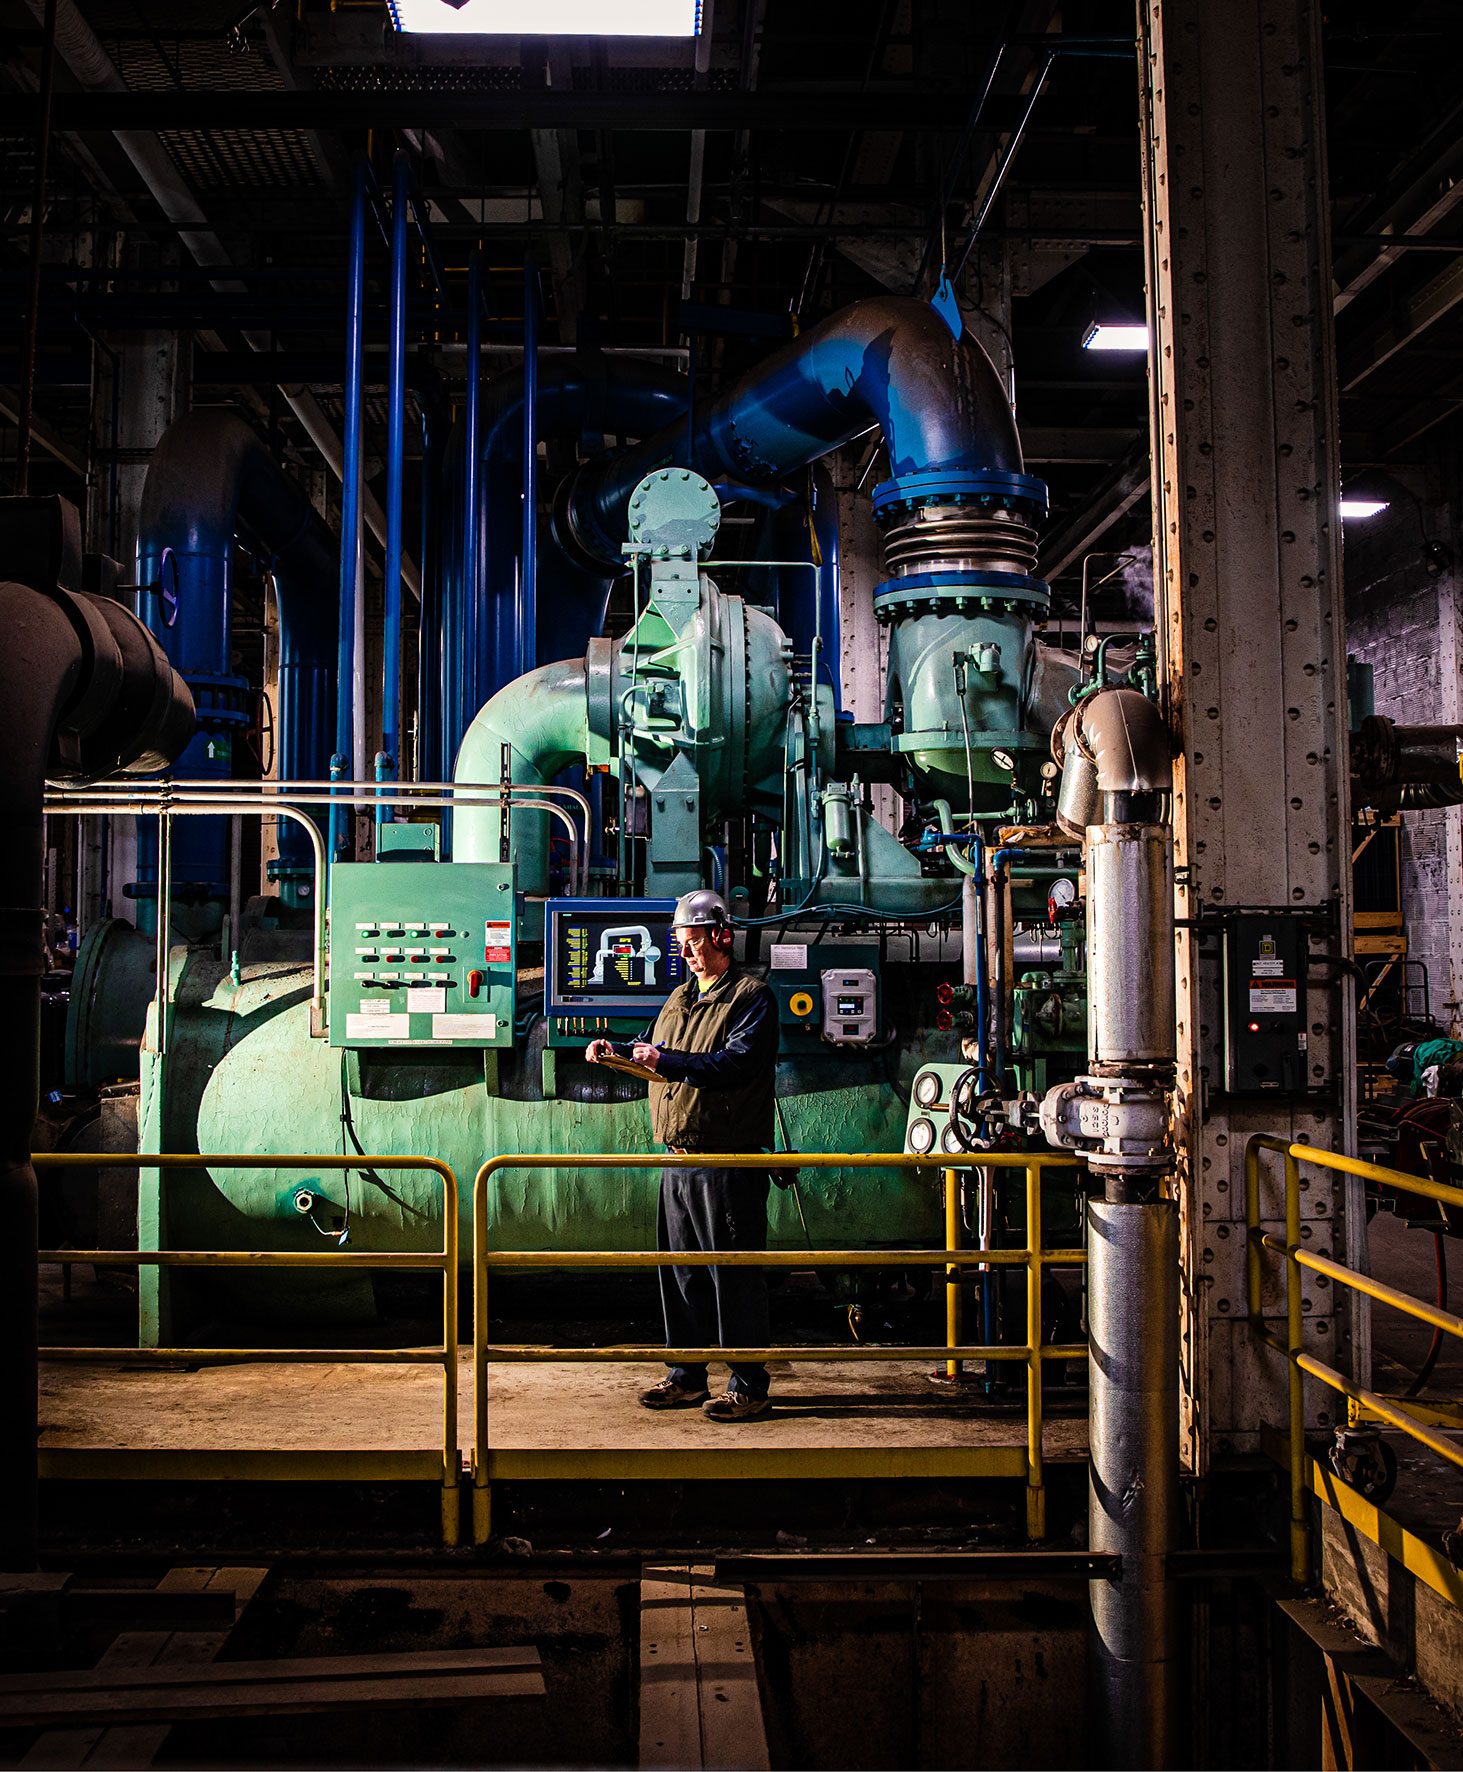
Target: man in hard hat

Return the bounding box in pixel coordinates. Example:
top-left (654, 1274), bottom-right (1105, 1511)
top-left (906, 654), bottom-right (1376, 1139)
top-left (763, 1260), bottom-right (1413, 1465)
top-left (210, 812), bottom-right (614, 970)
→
top-left (587, 888), bottom-right (779, 1420)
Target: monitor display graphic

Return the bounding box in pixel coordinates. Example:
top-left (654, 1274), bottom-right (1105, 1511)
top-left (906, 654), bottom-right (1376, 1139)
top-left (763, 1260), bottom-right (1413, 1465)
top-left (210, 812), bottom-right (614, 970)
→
top-left (545, 897), bottom-right (684, 1015)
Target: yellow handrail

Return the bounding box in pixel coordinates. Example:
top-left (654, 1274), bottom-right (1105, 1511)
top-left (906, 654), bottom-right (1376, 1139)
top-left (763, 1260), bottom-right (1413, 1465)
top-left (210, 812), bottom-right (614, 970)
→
top-left (32, 1151), bottom-right (461, 1545)
top-left (1244, 1133), bottom-right (1463, 1582)
top-left (469, 1150), bottom-right (1086, 1547)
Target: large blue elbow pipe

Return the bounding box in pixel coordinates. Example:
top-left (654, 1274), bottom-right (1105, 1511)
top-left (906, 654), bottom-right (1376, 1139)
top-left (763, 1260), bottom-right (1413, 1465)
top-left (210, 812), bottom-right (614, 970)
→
top-left (557, 296), bottom-right (1021, 570)
top-left (136, 410), bottom-right (339, 893)
top-left (441, 356), bottom-right (687, 762)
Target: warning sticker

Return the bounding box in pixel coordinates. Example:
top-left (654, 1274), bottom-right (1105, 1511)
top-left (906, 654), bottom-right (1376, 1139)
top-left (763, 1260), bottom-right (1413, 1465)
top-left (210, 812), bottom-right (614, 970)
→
top-left (1249, 983), bottom-right (1296, 1014)
top-left (484, 920), bottom-right (512, 963)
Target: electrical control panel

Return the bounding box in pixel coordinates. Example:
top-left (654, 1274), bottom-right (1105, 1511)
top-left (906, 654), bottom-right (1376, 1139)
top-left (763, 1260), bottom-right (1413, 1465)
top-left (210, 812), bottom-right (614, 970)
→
top-left (767, 940), bottom-right (881, 1050)
top-left (1222, 915), bottom-right (1306, 1093)
top-left (327, 861), bottom-right (516, 1048)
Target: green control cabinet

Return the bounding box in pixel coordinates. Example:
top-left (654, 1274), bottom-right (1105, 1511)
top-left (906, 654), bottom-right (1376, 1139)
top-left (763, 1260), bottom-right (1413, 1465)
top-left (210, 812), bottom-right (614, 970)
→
top-left (327, 861), bottom-right (516, 1048)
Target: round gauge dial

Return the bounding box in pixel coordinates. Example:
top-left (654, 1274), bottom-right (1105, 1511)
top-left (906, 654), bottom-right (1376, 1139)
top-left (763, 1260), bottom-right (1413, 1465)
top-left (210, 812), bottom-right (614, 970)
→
top-left (940, 1122), bottom-right (967, 1155)
top-left (1048, 877), bottom-right (1077, 912)
top-left (907, 1117), bottom-right (937, 1155)
top-left (913, 1070), bottom-right (943, 1107)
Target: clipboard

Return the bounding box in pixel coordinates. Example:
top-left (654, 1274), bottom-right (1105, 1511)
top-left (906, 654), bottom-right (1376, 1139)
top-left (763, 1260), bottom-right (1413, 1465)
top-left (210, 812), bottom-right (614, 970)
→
top-left (594, 1051), bottom-right (660, 1084)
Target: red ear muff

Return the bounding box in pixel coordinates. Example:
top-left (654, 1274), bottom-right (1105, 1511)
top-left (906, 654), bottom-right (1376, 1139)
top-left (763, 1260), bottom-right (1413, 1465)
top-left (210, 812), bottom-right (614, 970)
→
top-left (717, 926), bottom-right (734, 949)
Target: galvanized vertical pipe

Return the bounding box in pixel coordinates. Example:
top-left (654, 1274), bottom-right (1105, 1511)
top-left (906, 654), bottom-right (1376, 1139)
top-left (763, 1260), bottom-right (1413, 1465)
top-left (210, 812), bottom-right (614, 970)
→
top-left (332, 157), bottom-right (367, 863)
top-left (382, 151), bottom-right (409, 788)
top-left (1088, 1196), bottom-right (1179, 1769)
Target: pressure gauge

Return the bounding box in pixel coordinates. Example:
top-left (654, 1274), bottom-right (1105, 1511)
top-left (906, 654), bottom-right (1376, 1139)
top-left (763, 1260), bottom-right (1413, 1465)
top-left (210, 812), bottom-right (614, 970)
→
top-left (940, 1122), bottom-right (967, 1155)
top-left (907, 1116), bottom-right (937, 1155)
top-left (913, 1070), bottom-right (943, 1108)
top-left (1048, 877), bottom-right (1077, 911)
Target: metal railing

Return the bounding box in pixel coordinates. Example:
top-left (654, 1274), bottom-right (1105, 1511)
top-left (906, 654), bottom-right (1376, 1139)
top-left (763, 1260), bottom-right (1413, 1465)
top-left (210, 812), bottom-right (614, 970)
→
top-left (471, 1151), bottom-right (1087, 1546)
top-left (32, 1152), bottom-right (461, 1544)
top-left (1245, 1134), bottom-right (1463, 1581)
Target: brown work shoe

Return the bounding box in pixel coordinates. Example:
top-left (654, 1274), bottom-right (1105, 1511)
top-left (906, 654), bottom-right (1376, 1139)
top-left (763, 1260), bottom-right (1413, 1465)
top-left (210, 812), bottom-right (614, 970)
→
top-left (638, 1377), bottom-right (710, 1410)
top-left (702, 1390), bottom-right (771, 1422)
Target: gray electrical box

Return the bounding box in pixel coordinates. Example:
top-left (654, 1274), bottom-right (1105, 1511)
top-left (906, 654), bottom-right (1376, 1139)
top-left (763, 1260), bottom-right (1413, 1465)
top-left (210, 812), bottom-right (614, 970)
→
top-left (821, 966), bottom-right (878, 1044)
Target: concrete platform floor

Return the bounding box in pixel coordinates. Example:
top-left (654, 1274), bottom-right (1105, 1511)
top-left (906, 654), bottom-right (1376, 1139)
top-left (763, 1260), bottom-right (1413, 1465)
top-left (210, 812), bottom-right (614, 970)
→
top-left (38, 1354), bottom-right (1089, 1460)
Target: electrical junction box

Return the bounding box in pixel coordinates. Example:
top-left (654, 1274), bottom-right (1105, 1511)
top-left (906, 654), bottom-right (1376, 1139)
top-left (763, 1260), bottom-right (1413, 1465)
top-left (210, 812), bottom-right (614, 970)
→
top-left (1222, 915), bottom-right (1307, 1093)
top-left (327, 861), bottom-right (515, 1049)
top-left (766, 940), bottom-right (881, 1050)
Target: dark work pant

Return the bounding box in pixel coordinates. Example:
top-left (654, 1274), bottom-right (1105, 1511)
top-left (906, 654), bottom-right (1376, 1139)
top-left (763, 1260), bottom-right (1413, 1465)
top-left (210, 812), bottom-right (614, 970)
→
top-left (658, 1163), bottom-right (771, 1399)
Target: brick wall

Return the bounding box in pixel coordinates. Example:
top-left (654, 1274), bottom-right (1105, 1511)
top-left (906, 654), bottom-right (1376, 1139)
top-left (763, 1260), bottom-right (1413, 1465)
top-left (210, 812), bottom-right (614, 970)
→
top-left (1344, 467), bottom-right (1461, 1031)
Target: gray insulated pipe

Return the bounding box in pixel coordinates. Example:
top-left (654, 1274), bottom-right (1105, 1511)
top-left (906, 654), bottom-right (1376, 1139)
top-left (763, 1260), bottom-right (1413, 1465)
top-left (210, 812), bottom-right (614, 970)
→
top-left (555, 295), bottom-right (1021, 570)
top-left (0, 495), bottom-right (193, 1570)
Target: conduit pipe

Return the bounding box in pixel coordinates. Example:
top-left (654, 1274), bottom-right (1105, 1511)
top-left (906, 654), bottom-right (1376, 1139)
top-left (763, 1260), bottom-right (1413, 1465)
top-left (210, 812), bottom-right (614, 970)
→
top-left (0, 495), bottom-right (193, 1570)
top-left (334, 157), bottom-right (368, 863)
top-left (1038, 681), bottom-right (1177, 1770)
top-left (557, 295), bottom-right (1021, 571)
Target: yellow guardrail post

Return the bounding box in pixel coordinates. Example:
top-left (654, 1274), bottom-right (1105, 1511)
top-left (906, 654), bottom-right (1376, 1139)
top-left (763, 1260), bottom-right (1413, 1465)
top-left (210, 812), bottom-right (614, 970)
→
top-left (1025, 1160), bottom-right (1045, 1541)
top-left (944, 1166), bottom-right (963, 1381)
top-left (33, 1151), bottom-right (462, 1548)
top-left (1283, 1148), bottom-right (1309, 1582)
top-left (472, 1156), bottom-right (494, 1547)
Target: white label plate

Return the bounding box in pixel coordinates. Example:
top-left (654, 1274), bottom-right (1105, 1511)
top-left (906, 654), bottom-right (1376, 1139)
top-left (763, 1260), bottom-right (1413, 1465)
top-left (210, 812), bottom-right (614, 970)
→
top-left (357, 997), bottom-right (391, 1016)
top-left (770, 943), bottom-right (808, 970)
top-left (433, 1013), bottom-right (496, 1040)
top-left (406, 986), bottom-right (447, 1014)
top-left (345, 1012), bottom-right (410, 1040)
top-left (1248, 985), bottom-right (1296, 1014)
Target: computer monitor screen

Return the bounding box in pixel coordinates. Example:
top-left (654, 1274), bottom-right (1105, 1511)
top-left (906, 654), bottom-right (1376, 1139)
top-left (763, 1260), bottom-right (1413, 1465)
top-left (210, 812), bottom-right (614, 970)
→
top-left (545, 897), bottom-right (684, 1015)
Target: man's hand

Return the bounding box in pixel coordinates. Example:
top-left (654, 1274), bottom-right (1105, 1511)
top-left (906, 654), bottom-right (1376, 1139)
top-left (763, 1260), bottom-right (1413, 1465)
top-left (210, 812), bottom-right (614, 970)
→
top-left (585, 1039), bottom-right (612, 1064)
top-left (631, 1042), bottom-right (661, 1073)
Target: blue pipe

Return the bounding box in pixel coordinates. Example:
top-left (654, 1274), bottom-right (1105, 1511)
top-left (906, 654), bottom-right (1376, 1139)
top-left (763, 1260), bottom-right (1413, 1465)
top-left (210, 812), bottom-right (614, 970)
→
top-left (416, 399), bottom-right (446, 785)
top-left (381, 151), bottom-right (409, 803)
top-left (136, 410), bottom-right (338, 904)
top-left (461, 252), bottom-right (483, 779)
top-left (562, 295), bottom-right (1021, 569)
top-left (520, 263), bottom-right (540, 683)
top-left (333, 156), bottom-right (367, 863)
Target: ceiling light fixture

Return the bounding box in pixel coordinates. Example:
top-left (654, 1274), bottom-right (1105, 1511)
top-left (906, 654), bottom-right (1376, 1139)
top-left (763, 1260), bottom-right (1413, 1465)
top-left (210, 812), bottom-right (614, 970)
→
top-left (1081, 322), bottom-right (1149, 352)
top-left (387, 0), bottom-right (701, 34)
top-left (1338, 500), bottom-right (1389, 519)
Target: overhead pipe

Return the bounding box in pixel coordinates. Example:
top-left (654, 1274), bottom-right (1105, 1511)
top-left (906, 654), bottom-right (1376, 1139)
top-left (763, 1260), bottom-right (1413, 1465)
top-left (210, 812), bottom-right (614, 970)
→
top-left (136, 409), bottom-right (339, 903)
top-left (557, 295), bottom-right (1023, 571)
top-left (0, 493), bottom-right (193, 1571)
top-left (1351, 714), bottom-right (1463, 812)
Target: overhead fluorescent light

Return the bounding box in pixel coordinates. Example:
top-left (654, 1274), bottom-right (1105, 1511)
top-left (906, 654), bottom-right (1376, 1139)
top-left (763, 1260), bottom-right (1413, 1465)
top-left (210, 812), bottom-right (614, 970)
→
top-left (1081, 322), bottom-right (1149, 352)
top-left (388, 0), bottom-right (701, 32)
top-left (1339, 500), bottom-right (1389, 519)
